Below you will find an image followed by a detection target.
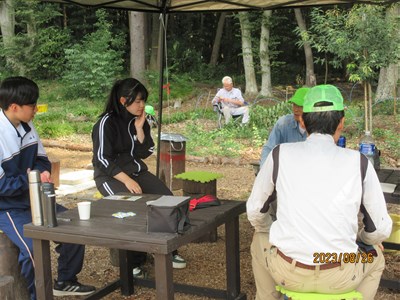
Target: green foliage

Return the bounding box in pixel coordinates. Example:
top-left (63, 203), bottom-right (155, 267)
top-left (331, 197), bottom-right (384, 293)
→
top-left (307, 5), bottom-right (400, 83)
top-left (249, 101), bottom-right (292, 143)
top-left (62, 9), bottom-right (125, 100)
top-left (34, 81), bottom-right (102, 138)
top-left (184, 123), bottom-right (243, 158)
top-left (162, 111), bottom-right (190, 124)
top-left (144, 71), bottom-right (199, 106)
top-left (0, 2), bottom-right (70, 79)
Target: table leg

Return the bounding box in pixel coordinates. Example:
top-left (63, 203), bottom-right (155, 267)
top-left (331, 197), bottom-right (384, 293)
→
top-left (119, 250), bottom-right (134, 295)
top-left (154, 253), bottom-right (174, 300)
top-left (225, 217), bottom-right (242, 300)
top-left (32, 239), bottom-right (53, 300)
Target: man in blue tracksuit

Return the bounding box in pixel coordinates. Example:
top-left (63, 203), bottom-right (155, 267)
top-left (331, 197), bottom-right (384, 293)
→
top-left (0, 77), bottom-right (95, 299)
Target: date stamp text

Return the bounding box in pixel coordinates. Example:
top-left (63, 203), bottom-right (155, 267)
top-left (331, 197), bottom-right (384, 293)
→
top-left (313, 252), bottom-right (374, 264)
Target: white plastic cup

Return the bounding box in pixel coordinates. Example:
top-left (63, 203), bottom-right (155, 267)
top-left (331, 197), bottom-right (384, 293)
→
top-left (77, 201), bottom-right (91, 220)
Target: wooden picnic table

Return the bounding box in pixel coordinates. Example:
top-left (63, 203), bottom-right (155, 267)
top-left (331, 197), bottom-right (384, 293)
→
top-left (24, 195), bottom-right (247, 300)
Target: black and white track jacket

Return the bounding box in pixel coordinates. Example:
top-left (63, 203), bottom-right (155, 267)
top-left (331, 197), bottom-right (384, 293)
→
top-left (92, 110), bottom-right (154, 182)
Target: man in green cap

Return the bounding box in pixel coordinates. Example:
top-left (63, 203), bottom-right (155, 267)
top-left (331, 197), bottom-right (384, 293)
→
top-left (259, 87), bottom-right (310, 166)
top-left (247, 84), bottom-right (392, 300)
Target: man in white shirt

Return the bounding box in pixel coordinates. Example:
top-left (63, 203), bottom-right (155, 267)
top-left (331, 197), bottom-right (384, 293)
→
top-left (212, 76), bottom-right (249, 125)
top-left (247, 84), bottom-right (392, 300)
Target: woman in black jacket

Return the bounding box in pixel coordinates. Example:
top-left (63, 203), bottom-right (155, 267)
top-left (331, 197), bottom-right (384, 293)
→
top-left (92, 78), bottom-right (186, 275)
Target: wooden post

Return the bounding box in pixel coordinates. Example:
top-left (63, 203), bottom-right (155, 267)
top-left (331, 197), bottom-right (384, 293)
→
top-left (182, 180), bottom-right (218, 243)
top-left (158, 141), bottom-right (185, 191)
top-left (50, 158), bottom-right (60, 188)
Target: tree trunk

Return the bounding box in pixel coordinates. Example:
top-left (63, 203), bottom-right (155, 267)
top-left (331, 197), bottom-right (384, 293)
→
top-left (129, 11), bottom-right (146, 83)
top-left (259, 10), bottom-right (273, 97)
top-left (376, 63), bottom-right (399, 102)
top-left (294, 8), bottom-right (316, 87)
top-left (209, 12), bottom-right (227, 66)
top-left (238, 12), bottom-right (258, 96)
top-left (0, 0), bottom-right (16, 68)
top-left (63, 4), bottom-right (67, 28)
top-left (149, 14), bottom-right (160, 71)
top-left (375, 5), bottom-right (399, 102)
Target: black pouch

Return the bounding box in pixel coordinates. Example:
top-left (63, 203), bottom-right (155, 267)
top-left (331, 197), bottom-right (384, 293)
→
top-left (146, 196), bottom-right (191, 234)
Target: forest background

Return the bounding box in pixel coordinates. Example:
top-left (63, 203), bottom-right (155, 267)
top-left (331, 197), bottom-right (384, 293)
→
top-left (0, 0), bottom-right (399, 166)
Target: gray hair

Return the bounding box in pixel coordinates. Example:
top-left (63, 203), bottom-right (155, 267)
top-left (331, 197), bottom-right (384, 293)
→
top-left (222, 76), bottom-right (233, 85)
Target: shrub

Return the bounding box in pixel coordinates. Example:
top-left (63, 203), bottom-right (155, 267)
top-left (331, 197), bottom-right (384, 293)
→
top-left (62, 9), bottom-right (124, 100)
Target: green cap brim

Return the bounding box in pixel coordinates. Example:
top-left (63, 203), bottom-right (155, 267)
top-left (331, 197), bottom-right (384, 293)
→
top-left (288, 87), bottom-right (311, 107)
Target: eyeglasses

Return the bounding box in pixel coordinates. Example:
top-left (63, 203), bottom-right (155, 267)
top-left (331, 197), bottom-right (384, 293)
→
top-left (22, 103), bottom-right (37, 109)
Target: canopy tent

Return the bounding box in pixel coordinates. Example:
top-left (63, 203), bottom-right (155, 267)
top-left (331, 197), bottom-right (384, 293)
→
top-left (41, 0), bottom-right (396, 177)
top-left (40, 0), bottom-right (397, 12)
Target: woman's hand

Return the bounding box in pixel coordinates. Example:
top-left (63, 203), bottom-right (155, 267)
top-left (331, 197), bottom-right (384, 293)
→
top-left (134, 110), bottom-right (146, 143)
top-left (125, 178), bottom-right (142, 194)
top-left (135, 110), bottom-right (146, 129)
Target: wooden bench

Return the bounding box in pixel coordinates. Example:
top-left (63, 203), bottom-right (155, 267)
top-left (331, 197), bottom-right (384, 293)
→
top-left (0, 230), bottom-right (30, 299)
top-left (0, 276), bottom-right (15, 299)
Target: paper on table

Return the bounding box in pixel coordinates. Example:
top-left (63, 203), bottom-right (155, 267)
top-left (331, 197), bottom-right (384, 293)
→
top-left (103, 195), bottom-right (142, 201)
top-left (380, 182), bottom-right (396, 194)
top-left (146, 195), bottom-right (190, 207)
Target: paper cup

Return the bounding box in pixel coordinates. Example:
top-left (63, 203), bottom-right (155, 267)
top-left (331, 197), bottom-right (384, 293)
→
top-left (77, 201), bottom-right (91, 220)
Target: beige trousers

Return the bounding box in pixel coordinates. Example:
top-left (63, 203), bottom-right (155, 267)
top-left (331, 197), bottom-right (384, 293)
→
top-left (222, 105), bottom-right (250, 124)
top-left (251, 232), bottom-right (385, 300)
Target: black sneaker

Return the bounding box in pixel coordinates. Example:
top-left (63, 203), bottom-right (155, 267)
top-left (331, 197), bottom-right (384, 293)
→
top-left (53, 280), bottom-right (95, 296)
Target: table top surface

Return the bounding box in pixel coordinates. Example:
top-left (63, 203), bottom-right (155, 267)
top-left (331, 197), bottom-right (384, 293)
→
top-left (24, 195), bottom-right (246, 253)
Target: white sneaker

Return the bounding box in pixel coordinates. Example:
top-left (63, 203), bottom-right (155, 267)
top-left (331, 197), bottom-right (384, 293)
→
top-left (133, 267), bottom-right (146, 279)
top-left (172, 254), bottom-right (187, 269)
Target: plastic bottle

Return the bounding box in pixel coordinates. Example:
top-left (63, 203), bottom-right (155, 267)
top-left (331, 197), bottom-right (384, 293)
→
top-left (28, 170), bottom-right (43, 226)
top-left (359, 131), bottom-right (375, 165)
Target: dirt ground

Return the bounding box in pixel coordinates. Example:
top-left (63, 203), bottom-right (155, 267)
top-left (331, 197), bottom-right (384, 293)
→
top-left (43, 133), bottom-right (399, 300)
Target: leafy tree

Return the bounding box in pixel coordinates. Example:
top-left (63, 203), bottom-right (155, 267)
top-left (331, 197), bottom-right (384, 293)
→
top-left (0, 1), bottom-right (70, 79)
top-left (306, 4), bottom-right (399, 132)
top-left (307, 5), bottom-right (399, 83)
top-left (62, 9), bottom-right (125, 100)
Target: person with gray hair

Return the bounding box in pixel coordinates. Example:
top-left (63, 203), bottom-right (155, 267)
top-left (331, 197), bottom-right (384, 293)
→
top-left (212, 76), bottom-right (249, 125)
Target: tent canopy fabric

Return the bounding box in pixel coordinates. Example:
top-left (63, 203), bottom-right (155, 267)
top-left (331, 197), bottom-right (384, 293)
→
top-left (41, 0), bottom-right (398, 12)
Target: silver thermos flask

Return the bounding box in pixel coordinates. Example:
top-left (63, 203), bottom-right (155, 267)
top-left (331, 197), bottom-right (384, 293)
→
top-left (41, 182), bottom-right (58, 228)
top-left (28, 170), bottom-right (43, 226)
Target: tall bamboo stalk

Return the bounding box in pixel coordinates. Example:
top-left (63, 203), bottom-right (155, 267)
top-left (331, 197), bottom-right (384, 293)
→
top-left (368, 82), bottom-right (373, 133)
top-left (364, 81), bottom-right (368, 132)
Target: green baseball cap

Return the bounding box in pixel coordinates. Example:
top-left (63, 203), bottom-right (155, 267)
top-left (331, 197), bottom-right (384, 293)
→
top-left (145, 105), bottom-right (155, 116)
top-left (288, 87), bottom-right (311, 106)
top-left (303, 84), bottom-right (344, 113)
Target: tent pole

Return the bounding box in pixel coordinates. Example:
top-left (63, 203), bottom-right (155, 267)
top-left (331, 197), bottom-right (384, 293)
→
top-left (156, 10), bottom-right (167, 178)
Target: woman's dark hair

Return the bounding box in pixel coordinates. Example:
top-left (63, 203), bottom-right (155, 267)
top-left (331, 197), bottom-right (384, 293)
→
top-left (0, 76), bottom-right (39, 110)
top-left (302, 101), bottom-right (345, 135)
top-left (102, 78), bottom-right (148, 116)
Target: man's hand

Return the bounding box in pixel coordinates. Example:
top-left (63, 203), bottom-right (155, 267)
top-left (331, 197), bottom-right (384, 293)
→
top-left (40, 171), bottom-right (52, 183)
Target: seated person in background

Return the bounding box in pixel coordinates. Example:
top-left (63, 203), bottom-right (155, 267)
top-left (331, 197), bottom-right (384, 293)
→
top-left (91, 78), bottom-right (186, 277)
top-left (211, 76), bottom-right (249, 125)
top-left (0, 76), bottom-right (95, 299)
top-left (247, 84), bottom-right (392, 300)
top-left (259, 87), bottom-right (310, 166)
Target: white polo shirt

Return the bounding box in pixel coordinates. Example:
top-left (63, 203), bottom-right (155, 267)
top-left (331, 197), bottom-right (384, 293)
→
top-left (247, 133), bottom-right (392, 265)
